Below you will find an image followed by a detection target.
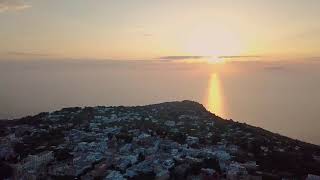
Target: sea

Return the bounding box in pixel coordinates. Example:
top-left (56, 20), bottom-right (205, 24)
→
top-left (1, 58), bottom-right (319, 145)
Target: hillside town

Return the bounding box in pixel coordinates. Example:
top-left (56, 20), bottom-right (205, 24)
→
top-left (1, 100), bottom-right (320, 180)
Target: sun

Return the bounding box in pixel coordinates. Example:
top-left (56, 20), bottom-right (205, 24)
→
top-left (207, 56), bottom-right (225, 64)
top-left (183, 24), bottom-right (244, 57)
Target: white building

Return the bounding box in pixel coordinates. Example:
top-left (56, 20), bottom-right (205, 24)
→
top-left (306, 174), bottom-right (320, 180)
top-left (186, 136), bottom-right (199, 145)
top-left (16, 151), bottom-right (54, 177)
top-left (165, 121), bottom-right (175, 127)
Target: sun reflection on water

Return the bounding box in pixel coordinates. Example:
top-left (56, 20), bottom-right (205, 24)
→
top-left (205, 73), bottom-right (224, 117)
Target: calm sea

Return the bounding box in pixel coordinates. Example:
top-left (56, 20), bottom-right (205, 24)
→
top-left (1, 59), bottom-right (319, 145)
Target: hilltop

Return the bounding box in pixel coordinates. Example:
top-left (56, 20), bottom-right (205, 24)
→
top-left (1, 100), bottom-right (320, 179)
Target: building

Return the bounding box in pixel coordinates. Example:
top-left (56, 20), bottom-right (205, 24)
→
top-left (15, 151), bottom-right (54, 179)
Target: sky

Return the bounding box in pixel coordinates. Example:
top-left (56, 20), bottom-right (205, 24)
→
top-left (1, 0), bottom-right (320, 60)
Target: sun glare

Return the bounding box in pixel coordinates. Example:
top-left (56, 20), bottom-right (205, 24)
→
top-left (183, 25), bottom-right (244, 58)
top-left (205, 73), bottom-right (224, 117)
top-left (207, 56), bottom-right (225, 64)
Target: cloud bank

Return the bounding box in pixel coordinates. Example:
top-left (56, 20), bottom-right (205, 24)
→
top-left (0, 0), bottom-right (31, 12)
top-left (6, 51), bottom-right (51, 57)
top-left (218, 55), bottom-right (262, 59)
top-left (159, 56), bottom-right (208, 60)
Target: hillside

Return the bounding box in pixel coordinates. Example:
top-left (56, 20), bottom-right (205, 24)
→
top-left (1, 100), bottom-right (320, 179)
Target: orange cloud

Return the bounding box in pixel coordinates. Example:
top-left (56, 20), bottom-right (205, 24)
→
top-left (0, 0), bottom-right (31, 12)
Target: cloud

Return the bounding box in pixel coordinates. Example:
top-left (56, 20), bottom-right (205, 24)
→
top-left (130, 26), bottom-right (154, 38)
top-left (6, 51), bottom-right (51, 57)
top-left (218, 55), bottom-right (263, 59)
top-left (308, 57), bottom-right (320, 61)
top-left (143, 33), bottom-right (153, 37)
top-left (159, 56), bottom-right (208, 60)
top-left (0, 0), bottom-right (31, 12)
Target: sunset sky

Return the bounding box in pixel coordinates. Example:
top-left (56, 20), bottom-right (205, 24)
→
top-left (1, 0), bottom-right (320, 60)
